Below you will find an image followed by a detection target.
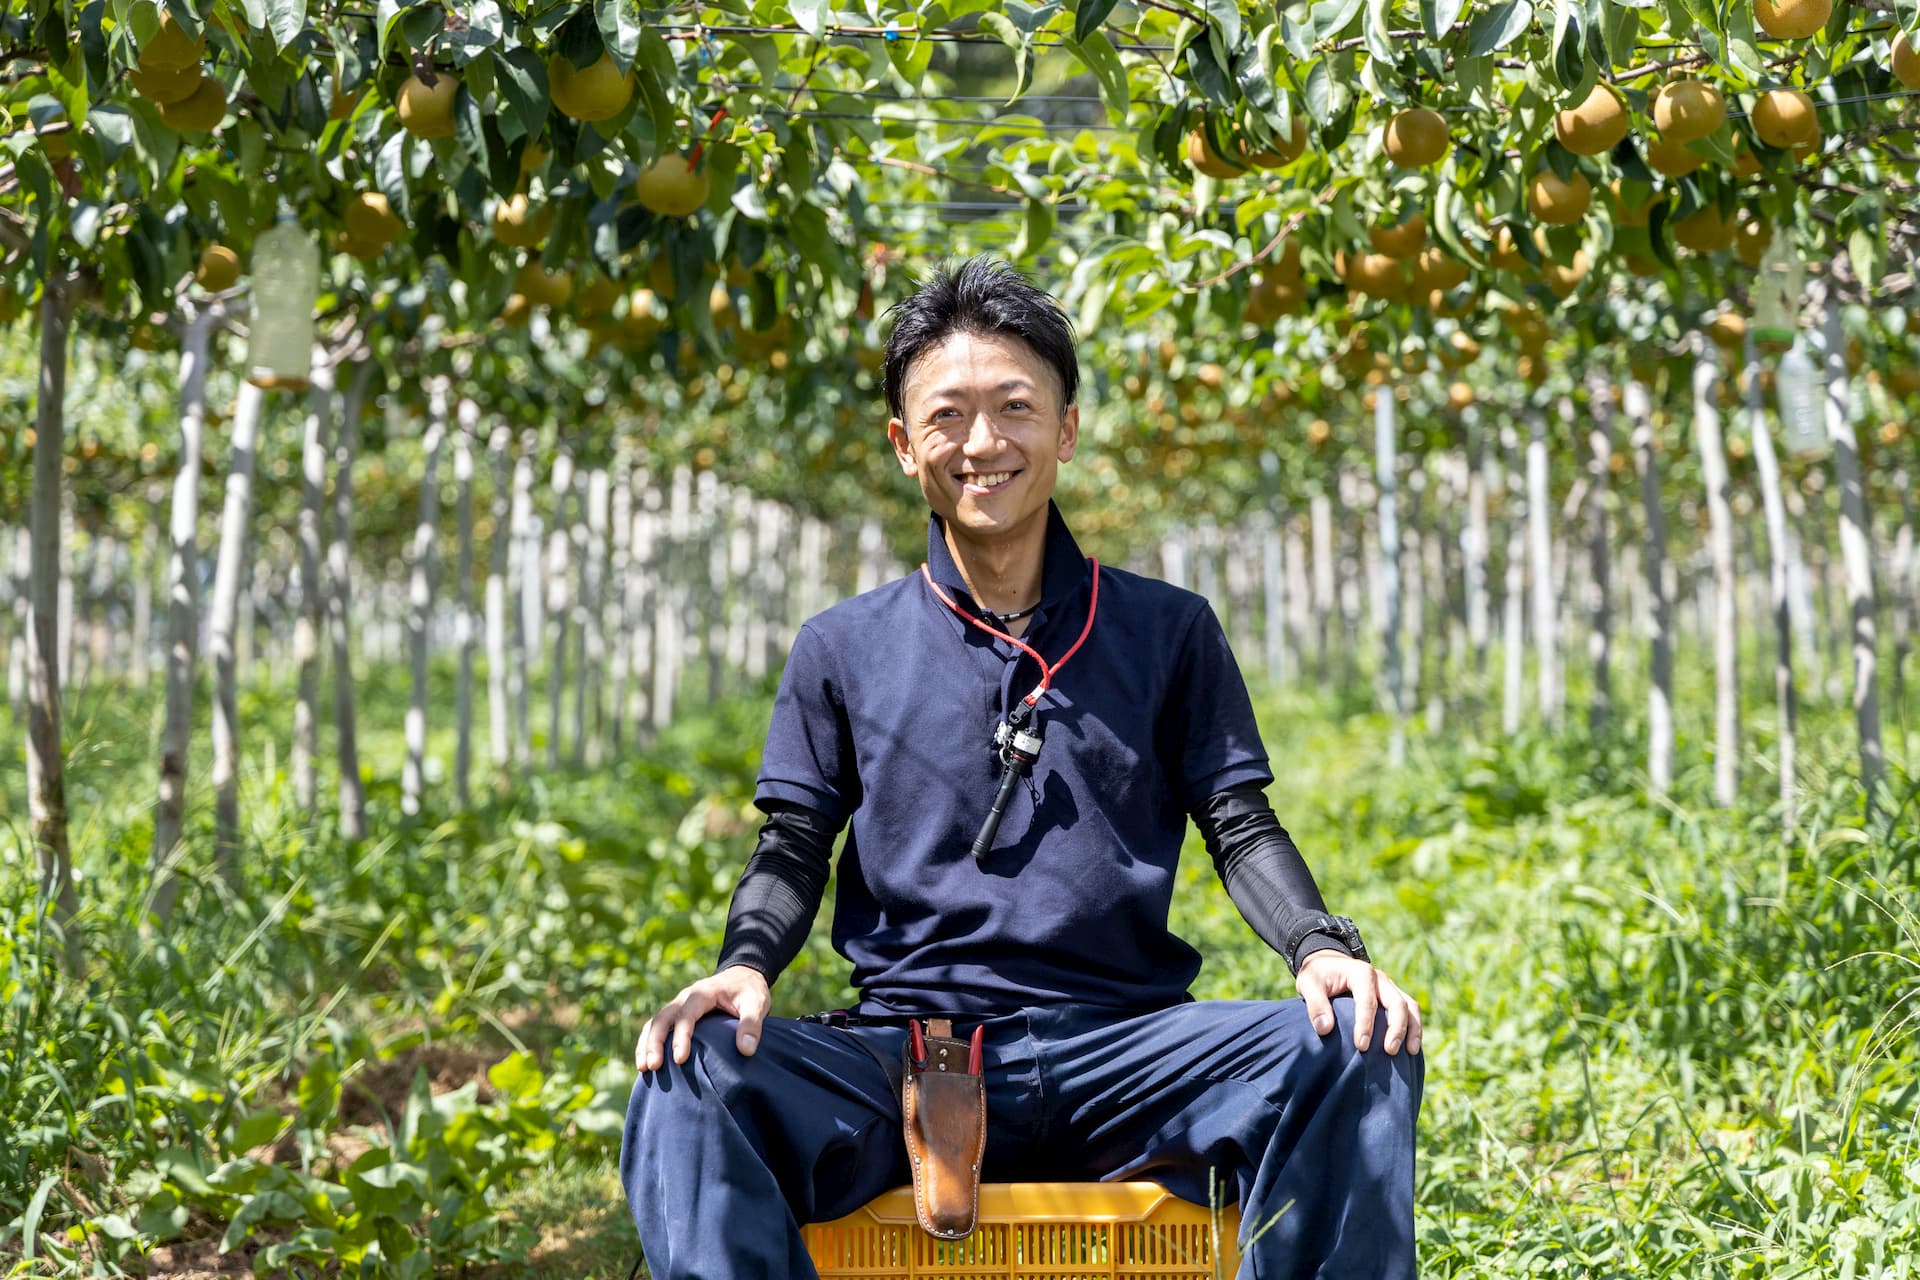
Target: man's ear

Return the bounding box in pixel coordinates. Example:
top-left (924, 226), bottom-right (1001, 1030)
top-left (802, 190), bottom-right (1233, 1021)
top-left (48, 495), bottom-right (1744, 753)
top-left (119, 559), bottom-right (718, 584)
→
top-left (1057, 403), bottom-right (1080, 463)
top-left (887, 417), bottom-right (918, 475)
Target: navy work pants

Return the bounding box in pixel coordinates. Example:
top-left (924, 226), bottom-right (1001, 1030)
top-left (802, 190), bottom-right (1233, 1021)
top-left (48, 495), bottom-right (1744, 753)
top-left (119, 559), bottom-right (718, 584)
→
top-left (621, 995), bottom-right (1422, 1279)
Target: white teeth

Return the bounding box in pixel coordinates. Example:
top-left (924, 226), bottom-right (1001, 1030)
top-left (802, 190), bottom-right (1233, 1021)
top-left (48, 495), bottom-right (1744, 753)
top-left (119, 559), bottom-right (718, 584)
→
top-left (965, 472), bottom-right (1012, 488)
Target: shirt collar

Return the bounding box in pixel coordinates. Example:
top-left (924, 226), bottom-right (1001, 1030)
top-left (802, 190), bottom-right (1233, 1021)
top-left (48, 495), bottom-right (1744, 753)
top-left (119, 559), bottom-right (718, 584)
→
top-left (925, 499), bottom-right (1089, 613)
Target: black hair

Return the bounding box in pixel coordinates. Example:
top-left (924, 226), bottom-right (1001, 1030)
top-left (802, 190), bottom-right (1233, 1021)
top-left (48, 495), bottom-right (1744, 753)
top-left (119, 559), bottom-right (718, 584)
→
top-left (882, 257), bottom-right (1079, 421)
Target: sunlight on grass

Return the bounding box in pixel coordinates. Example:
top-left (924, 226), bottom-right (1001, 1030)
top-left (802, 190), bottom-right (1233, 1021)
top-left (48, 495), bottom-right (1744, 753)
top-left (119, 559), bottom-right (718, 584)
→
top-left (3, 640), bottom-right (1918, 1276)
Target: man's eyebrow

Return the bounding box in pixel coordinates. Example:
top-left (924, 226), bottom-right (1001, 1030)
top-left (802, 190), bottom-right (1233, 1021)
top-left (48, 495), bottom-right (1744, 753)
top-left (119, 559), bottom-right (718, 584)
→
top-left (922, 379), bottom-right (1041, 402)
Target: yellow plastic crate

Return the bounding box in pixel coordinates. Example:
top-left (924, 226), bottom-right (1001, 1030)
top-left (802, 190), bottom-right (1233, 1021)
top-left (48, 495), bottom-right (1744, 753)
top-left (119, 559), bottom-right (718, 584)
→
top-left (803, 1182), bottom-right (1243, 1279)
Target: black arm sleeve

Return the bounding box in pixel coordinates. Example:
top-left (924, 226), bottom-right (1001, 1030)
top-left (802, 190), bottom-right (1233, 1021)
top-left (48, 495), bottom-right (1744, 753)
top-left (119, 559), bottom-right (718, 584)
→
top-left (713, 802), bottom-right (840, 984)
top-left (1194, 780), bottom-right (1354, 975)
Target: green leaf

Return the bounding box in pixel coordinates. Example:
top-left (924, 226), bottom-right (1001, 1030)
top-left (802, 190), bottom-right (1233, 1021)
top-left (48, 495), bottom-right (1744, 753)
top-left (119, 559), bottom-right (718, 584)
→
top-left (376, 0), bottom-right (411, 60)
top-left (1186, 31), bottom-right (1235, 105)
top-left (1066, 33), bottom-right (1131, 124)
top-left (1073, 0), bottom-right (1122, 43)
top-left (450, 0), bottom-right (503, 60)
top-left (1545, 138), bottom-right (1576, 181)
top-left (1235, 45), bottom-right (1277, 112)
top-left (454, 83), bottom-right (490, 182)
top-left (1849, 226), bottom-right (1881, 288)
top-left (633, 26), bottom-right (679, 95)
top-left (1612, 136), bottom-right (1653, 183)
top-left (1313, 0), bottom-right (1367, 40)
top-left (1424, 0), bottom-right (1467, 40)
top-left (219, 1191), bottom-right (307, 1254)
top-left (595, 0), bottom-right (641, 69)
top-left (1010, 197), bottom-right (1054, 260)
top-left (1268, 82), bottom-right (1293, 141)
top-left (790, 0), bottom-right (831, 38)
top-left (887, 26), bottom-right (934, 86)
top-left (1303, 60), bottom-right (1334, 123)
top-left (1649, 197), bottom-right (1677, 269)
top-left (1205, 0), bottom-right (1242, 50)
top-left (1688, 127), bottom-right (1737, 167)
top-left (78, 0), bottom-right (109, 93)
top-left (731, 183), bottom-right (769, 222)
top-left (1466, 0), bottom-right (1532, 55)
top-left (354, 1161), bottom-right (430, 1194)
top-left (227, 1106), bottom-right (286, 1153)
top-left (89, 103), bottom-right (133, 162)
top-left (1433, 179), bottom-right (1480, 265)
top-left (494, 47), bottom-right (548, 142)
top-left (20, 1173), bottom-right (58, 1261)
top-left (374, 130), bottom-right (411, 224)
top-left (1076, 272), bottom-right (1111, 333)
top-left (1365, 0), bottom-right (1396, 61)
top-left (1278, 12), bottom-right (1313, 60)
top-left (1550, 0), bottom-right (1584, 89)
top-left (266, 0), bottom-right (306, 47)
top-left (980, 12), bottom-right (1035, 103)
top-left (487, 1050), bottom-right (545, 1100)
top-left (154, 1147), bottom-right (218, 1199)
top-left (788, 202), bottom-right (837, 272)
top-left (556, 7), bottom-right (604, 69)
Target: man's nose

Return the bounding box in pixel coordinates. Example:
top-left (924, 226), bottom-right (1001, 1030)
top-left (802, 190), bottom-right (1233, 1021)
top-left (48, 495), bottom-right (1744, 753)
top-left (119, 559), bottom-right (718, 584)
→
top-left (962, 412), bottom-right (1002, 454)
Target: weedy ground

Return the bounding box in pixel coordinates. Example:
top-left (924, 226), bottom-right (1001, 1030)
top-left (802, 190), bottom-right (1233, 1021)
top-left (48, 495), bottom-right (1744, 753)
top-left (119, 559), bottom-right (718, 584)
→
top-left (2, 645), bottom-right (1916, 1277)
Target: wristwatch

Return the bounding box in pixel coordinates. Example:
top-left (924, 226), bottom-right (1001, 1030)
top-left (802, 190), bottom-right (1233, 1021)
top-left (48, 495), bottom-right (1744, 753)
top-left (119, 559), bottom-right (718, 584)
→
top-left (1284, 913), bottom-right (1369, 974)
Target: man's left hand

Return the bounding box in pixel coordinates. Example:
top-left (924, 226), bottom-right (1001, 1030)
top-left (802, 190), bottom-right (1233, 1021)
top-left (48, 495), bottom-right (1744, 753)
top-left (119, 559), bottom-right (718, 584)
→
top-left (1296, 951), bottom-right (1423, 1057)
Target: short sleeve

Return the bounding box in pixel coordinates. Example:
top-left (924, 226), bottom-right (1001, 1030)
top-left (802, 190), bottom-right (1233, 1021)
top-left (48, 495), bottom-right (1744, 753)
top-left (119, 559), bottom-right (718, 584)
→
top-left (1160, 601), bottom-right (1274, 809)
top-left (755, 622), bottom-right (859, 824)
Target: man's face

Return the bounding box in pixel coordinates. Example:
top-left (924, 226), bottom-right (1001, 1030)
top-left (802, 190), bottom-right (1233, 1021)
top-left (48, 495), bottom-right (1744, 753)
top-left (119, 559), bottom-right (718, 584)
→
top-left (886, 331), bottom-right (1079, 546)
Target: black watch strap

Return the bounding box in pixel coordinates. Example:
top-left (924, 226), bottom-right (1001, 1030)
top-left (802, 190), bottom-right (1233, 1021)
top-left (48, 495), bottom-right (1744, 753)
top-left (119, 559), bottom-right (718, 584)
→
top-left (1283, 913), bottom-right (1369, 975)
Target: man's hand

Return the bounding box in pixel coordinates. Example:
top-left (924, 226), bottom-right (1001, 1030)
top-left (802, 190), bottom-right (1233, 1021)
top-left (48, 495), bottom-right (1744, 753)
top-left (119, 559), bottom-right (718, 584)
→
top-left (635, 965), bottom-right (772, 1073)
top-left (1296, 951), bottom-right (1423, 1056)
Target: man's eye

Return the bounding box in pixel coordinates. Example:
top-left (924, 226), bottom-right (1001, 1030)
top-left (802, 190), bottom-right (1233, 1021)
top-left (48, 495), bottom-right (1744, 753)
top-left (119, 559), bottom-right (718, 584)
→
top-left (1005, 400), bottom-right (1031, 412)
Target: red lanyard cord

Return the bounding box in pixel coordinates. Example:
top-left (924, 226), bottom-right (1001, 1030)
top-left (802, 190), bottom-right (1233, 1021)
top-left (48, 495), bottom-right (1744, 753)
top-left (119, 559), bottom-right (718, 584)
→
top-left (918, 559), bottom-right (1101, 707)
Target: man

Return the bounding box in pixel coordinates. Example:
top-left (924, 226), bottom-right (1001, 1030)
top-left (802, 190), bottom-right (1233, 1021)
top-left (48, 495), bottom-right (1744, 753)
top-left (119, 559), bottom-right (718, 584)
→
top-left (623, 258), bottom-right (1423, 1278)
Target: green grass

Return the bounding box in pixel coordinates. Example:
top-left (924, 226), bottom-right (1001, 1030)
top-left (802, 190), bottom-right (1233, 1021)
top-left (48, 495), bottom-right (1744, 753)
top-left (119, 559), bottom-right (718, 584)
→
top-left (2, 636), bottom-right (1917, 1277)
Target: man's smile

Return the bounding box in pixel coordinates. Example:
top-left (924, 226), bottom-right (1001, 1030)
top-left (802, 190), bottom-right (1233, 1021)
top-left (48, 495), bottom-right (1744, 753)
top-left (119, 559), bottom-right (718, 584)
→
top-left (959, 469), bottom-right (1021, 495)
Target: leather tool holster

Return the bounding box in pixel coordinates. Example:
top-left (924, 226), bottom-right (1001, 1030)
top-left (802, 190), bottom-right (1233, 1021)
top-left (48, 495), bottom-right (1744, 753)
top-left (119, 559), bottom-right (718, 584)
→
top-left (901, 1018), bottom-right (987, 1239)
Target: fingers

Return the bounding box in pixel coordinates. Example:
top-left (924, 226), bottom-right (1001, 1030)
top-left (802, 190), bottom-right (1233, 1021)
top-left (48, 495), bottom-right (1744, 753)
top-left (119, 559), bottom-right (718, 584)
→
top-left (636, 987), bottom-right (710, 1073)
top-left (671, 988), bottom-right (715, 1065)
top-left (638, 970), bottom-right (776, 1074)
top-left (731, 982), bottom-right (770, 1057)
top-left (633, 997), bottom-right (679, 1074)
top-left (637, 1006), bottom-right (672, 1073)
top-left (1381, 977), bottom-right (1410, 1055)
top-left (1297, 969), bottom-right (1337, 1037)
top-left (1351, 968), bottom-right (1381, 1053)
top-left (1404, 991), bottom-right (1424, 1056)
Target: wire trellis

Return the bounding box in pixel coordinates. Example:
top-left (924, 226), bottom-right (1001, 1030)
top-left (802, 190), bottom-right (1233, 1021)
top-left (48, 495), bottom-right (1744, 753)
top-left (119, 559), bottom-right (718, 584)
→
top-left (661, 20), bottom-right (1179, 52)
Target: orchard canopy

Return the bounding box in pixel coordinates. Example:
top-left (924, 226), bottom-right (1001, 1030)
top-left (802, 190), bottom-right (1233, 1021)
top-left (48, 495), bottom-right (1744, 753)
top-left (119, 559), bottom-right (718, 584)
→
top-left (10, 2), bottom-right (1920, 1276)
top-left (1, 0), bottom-right (1918, 427)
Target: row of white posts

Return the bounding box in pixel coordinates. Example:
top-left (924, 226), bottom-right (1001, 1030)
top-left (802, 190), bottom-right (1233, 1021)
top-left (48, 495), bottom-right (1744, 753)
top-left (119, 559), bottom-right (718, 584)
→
top-left (4, 317), bottom-right (905, 932)
top-left (1143, 349), bottom-right (1913, 825)
top-left (5, 334), bottom-right (1914, 936)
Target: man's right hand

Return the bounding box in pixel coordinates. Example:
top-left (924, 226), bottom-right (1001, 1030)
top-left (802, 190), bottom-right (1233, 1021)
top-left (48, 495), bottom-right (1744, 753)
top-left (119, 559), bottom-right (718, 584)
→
top-left (635, 965), bottom-right (772, 1073)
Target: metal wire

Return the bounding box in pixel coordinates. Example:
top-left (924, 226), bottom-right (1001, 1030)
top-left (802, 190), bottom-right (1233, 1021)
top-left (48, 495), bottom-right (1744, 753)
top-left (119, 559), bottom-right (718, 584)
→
top-left (662, 21), bottom-right (1178, 51)
top-left (714, 84), bottom-right (1118, 106)
top-left (768, 109), bottom-right (1127, 132)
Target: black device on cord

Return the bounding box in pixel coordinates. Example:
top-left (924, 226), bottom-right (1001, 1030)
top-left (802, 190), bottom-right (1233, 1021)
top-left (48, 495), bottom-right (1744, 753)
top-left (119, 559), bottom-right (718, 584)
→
top-left (919, 559), bottom-right (1101, 862)
top-left (974, 700), bottom-right (1044, 861)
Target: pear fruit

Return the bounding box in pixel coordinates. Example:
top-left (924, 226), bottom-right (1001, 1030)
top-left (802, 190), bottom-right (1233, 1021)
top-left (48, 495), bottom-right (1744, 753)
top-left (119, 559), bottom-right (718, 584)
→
top-left (397, 73), bottom-right (458, 140)
top-left (1384, 108), bottom-right (1449, 168)
top-left (635, 154), bottom-right (710, 217)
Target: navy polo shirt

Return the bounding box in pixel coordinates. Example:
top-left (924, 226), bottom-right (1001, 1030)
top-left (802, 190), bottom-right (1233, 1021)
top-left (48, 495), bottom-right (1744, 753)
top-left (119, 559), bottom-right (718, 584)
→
top-left (754, 500), bottom-right (1275, 1017)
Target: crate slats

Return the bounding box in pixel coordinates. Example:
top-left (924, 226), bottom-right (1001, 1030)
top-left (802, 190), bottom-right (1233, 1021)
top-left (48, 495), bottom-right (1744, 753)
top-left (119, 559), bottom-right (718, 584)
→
top-left (803, 1182), bottom-right (1242, 1279)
